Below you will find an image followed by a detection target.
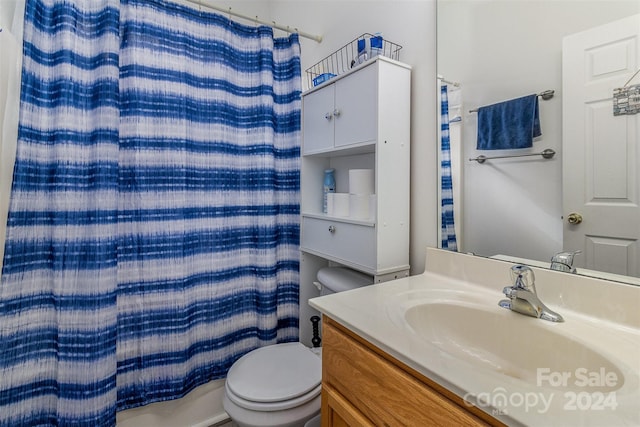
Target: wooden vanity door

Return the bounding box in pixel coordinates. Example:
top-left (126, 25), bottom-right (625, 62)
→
top-left (321, 387), bottom-right (374, 427)
top-left (321, 317), bottom-right (497, 427)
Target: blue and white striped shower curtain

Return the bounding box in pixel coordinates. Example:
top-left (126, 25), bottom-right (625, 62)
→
top-left (0, 0), bottom-right (301, 425)
top-left (440, 85), bottom-right (458, 251)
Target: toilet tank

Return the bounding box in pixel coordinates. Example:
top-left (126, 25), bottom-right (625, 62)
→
top-left (317, 267), bottom-right (373, 296)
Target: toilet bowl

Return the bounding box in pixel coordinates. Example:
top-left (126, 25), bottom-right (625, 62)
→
top-left (223, 267), bottom-right (373, 427)
top-left (223, 342), bottom-right (321, 427)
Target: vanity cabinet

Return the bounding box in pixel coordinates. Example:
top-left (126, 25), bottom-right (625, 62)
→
top-left (321, 317), bottom-right (503, 427)
top-left (300, 57), bottom-right (411, 280)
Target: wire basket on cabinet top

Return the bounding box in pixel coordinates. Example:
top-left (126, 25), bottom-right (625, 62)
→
top-left (305, 33), bottom-right (403, 89)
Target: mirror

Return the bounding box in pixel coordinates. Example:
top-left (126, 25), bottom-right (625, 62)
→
top-left (436, 0), bottom-right (640, 285)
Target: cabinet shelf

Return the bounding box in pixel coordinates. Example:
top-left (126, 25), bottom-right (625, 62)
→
top-left (302, 212), bottom-right (375, 227)
top-left (302, 141), bottom-right (376, 158)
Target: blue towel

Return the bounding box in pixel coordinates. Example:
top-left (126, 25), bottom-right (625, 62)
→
top-left (476, 94), bottom-right (541, 150)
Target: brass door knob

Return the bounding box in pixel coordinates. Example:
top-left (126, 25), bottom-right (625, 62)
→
top-left (567, 213), bottom-right (583, 225)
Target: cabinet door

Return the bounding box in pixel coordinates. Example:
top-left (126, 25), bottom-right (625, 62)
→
top-left (334, 64), bottom-right (378, 148)
top-left (303, 85), bottom-right (335, 154)
top-left (323, 319), bottom-right (495, 426)
top-left (322, 386), bottom-right (374, 427)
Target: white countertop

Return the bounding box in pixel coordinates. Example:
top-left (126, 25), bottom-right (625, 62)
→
top-left (309, 248), bottom-right (640, 427)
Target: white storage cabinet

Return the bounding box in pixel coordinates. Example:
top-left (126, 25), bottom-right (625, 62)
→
top-left (299, 57), bottom-right (411, 346)
top-left (300, 56), bottom-right (411, 281)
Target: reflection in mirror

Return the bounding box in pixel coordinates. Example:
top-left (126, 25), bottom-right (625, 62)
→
top-left (437, 0), bottom-right (640, 283)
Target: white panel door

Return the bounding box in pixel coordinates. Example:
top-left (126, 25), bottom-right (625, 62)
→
top-left (562, 14), bottom-right (640, 277)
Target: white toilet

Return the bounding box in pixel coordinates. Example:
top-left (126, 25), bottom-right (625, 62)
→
top-left (223, 266), bottom-right (373, 427)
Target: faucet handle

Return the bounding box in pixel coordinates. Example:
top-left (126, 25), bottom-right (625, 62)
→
top-left (550, 250), bottom-right (582, 273)
top-left (510, 264), bottom-right (536, 292)
top-left (502, 286), bottom-right (515, 298)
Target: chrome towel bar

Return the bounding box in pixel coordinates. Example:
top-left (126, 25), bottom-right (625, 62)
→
top-left (469, 90), bottom-right (554, 113)
top-left (470, 148), bottom-right (556, 164)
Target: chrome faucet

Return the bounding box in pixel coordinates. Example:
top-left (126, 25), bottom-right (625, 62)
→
top-left (550, 250), bottom-right (581, 273)
top-left (499, 264), bottom-right (564, 322)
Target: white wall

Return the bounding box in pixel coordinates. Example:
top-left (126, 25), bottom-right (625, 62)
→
top-left (438, 0), bottom-right (640, 262)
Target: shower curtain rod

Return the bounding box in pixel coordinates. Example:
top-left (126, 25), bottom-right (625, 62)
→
top-left (184, 0), bottom-right (323, 43)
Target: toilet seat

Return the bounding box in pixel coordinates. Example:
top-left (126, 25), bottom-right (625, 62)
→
top-left (226, 342), bottom-right (321, 412)
top-left (226, 383), bottom-right (322, 412)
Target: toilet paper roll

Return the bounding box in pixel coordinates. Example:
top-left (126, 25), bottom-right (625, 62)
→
top-left (349, 169), bottom-right (374, 194)
top-left (369, 194), bottom-right (376, 220)
top-left (326, 193), bottom-right (335, 216)
top-left (332, 193), bottom-right (350, 217)
top-left (349, 194), bottom-right (369, 220)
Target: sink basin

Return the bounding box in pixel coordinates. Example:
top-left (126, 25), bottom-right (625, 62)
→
top-left (403, 301), bottom-right (624, 392)
top-left (314, 248), bottom-right (640, 426)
